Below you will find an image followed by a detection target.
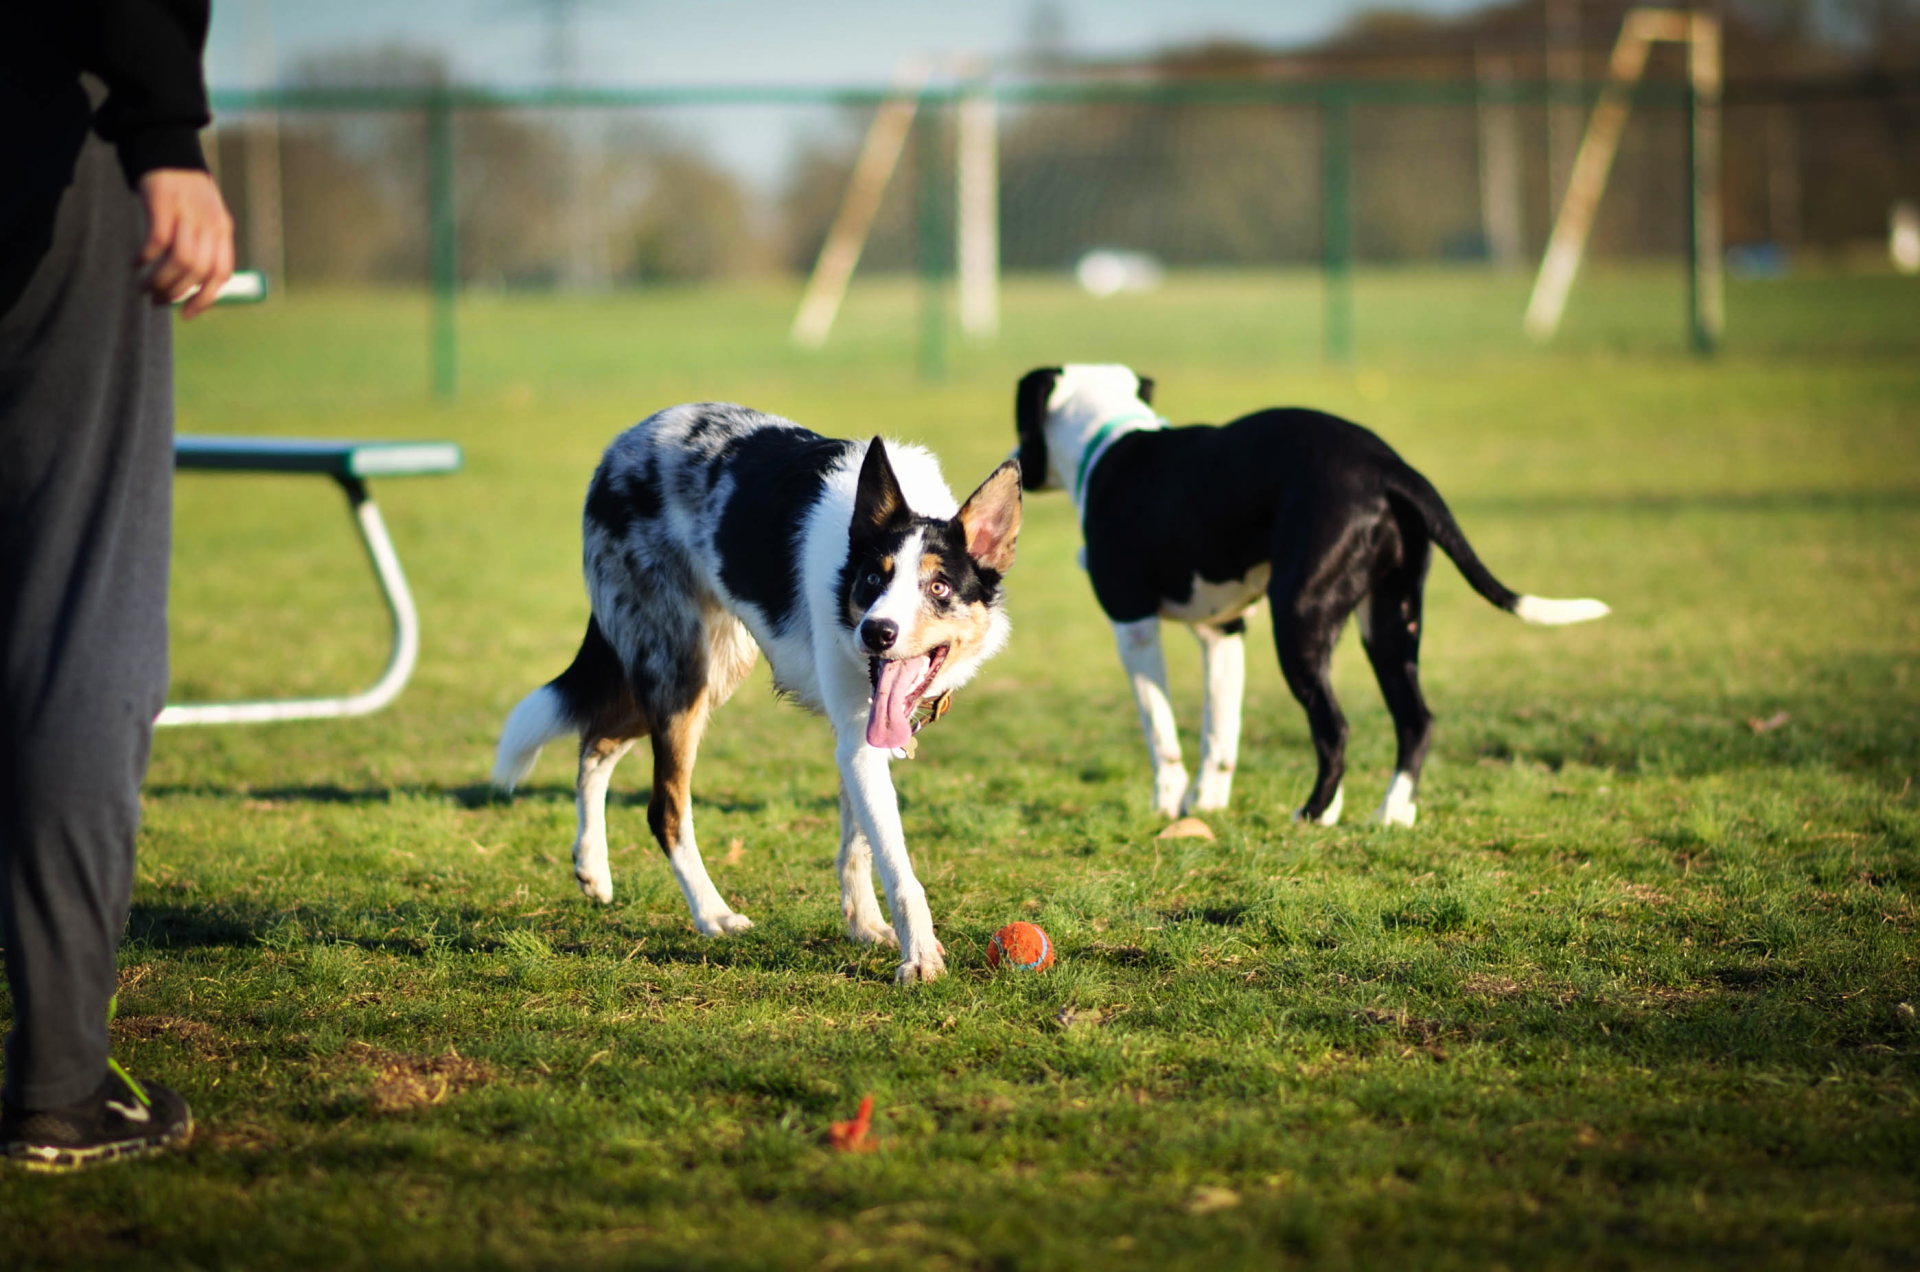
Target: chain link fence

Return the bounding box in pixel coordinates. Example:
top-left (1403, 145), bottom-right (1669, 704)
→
top-left (202, 69), bottom-right (1917, 391)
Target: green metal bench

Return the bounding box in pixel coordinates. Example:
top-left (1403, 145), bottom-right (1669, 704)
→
top-left (158, 435), bottom-right (463, 727)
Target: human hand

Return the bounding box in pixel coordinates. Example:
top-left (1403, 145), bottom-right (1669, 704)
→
top-left (136, 169), bottom-right (236, 319)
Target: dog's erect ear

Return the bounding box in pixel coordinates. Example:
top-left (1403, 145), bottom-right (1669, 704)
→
top-left (852, 437), bottom-right (910, 540)
top-left (1135, 373), bottom-right (1155, 406)
top-left (1014, 367), bottom-right (1060, 493)
top-left (956, 459), bottom-right (1022, 576)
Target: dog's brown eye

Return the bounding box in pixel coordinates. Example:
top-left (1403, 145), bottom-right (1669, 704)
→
top-left (928, 579), bottom-right (952, 600)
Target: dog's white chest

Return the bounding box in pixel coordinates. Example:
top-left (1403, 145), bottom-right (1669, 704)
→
top-left (1159, 566), bottom-right (1271, 625)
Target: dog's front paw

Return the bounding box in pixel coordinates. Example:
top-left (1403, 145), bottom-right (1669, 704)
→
top-left (693, 910), bottom-right (755, 937)
top-left (1182, 766), bottom-right (1235, 814)
top-left (574, 867), bottom-right (614, 905)
top-left (1153, 766), bottom-right (1190, 819)
top-left (845, 917), bottom-right (900, 948)
top-left (895, 946), bottom-right (947, 984)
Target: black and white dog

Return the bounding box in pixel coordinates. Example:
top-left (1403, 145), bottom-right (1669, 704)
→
top-left (494, 404), bottom-right (1021, 983)
top-left (1014, 364), bottom-right (1607, 828)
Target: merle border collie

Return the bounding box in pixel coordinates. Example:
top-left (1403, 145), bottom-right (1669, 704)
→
top-left (1014, 365), bottom-right (1608, 828)
top-left (495, 404), bottom-right (1021, 983)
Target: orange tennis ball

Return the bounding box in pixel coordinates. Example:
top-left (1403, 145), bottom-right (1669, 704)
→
top-left (987, 921), bottom-right (1054, 972)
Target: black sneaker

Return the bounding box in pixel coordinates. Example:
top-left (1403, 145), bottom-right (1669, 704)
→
top-left (2, 1064), bottom-right (192, 1173)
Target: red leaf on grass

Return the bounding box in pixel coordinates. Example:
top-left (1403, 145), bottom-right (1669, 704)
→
top-left (828, 1094), bottom-right (876, 1152)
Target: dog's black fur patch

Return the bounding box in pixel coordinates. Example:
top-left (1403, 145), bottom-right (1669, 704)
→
top-left (1014, 367), bottom-right (1059, 493)
top-left (712, 427), bottom-right (857, 635)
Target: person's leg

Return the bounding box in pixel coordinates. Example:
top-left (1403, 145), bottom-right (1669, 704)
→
top-left (0, 130), bottom-right (173, 1112)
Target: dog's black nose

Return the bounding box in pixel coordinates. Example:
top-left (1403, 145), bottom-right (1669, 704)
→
top-left (861, 619), bottom-right (897, 652)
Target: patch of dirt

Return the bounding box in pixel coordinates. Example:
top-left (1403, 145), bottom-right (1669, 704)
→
top-left (1353, 1007), bottom-right (1451, 1057)
top-left (1054, 1004), bottom-right (1128, 1031)
top-left (112, 1014), bottom-right (230, 1060)
top-left (354, 1043), bottom-right (491, 1112)
top-left (202, 1120), bottom-right (279, 1153)
top-left (1461, 974), bottom-right (1528, 999)
top-left (1621, 983), bottom-right (1714, 1006)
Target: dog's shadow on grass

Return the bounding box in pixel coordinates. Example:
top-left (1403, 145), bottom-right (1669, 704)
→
top-left (121, 893), bottom-right (883, 979)
top-left (145, 781), bottom-right (506, 807)
top-left (125, 897), bottom-right (517, 959)
top-left (1458, 487), bottom-right (1920, 518)
top-left (143, 781), bottom-right (810, 818)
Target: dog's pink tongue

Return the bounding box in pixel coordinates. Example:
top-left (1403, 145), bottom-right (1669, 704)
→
top-left (866, 654), bottom-right (930, 749)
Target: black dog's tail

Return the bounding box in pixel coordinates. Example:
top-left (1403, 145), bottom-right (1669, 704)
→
top-left (1384, 465), bottom-right (1610, 626)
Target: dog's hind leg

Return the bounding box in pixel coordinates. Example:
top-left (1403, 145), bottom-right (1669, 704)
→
top-left (1271, 524), bottom-right (1373, 825)
top-left (644, 684), bottom-right (754, 936)
top-left (1113, 617), bottom-right (1189, 818)
top-left (1184, 618), bottom-right (1247, 814)
top-left (1359, 535), bottom-right (1434, 828)
top-left (574, 702), bottom-right (645, 905)
top-left (837, 783), bottom-right (897, 948)
top-left (532, 617), bottom-right (647, 903)
top-left (1273, 609), bottom-right (1348, 826)
top-left (638, 616), bottom-right (758, 937)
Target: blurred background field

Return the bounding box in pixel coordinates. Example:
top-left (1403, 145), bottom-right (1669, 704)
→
top-left (7, 0), bottom-right (1920, 1266)
top-left (100, 263), bottom-right (1920, 1270)
top-left (160, 266), bottom-right (1920, 784)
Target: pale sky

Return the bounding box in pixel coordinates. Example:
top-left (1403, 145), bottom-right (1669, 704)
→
top-left (204, 0), bottom-right (1495, 190)
top-left (206, 0), bottom-right (1495, 89)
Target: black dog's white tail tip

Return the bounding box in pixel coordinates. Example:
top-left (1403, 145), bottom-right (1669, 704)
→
top-left (1513, 595), bottom-right (1611, 626)
top-left (493, 685), bottom-right (573, 792)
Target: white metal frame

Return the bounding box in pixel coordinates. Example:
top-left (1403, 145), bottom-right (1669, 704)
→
top-left (157, 475), bottom-right (421, 727)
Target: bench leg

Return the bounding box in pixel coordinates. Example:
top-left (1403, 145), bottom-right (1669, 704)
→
top-left (156, 477), bottom-right (421, 726)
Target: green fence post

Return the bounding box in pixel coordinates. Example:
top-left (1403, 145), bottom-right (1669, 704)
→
top-left (1685, 49), bottom-right (1724, 357)
top-left (1320, 89), bottom-right (1354, 367)
top-left (426, 89), bottom-right (458, 400)
top-left (916, 94), bottom-right (948, 383)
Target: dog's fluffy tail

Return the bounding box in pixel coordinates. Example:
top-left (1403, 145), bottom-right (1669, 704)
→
top-left (492, 616), bottom-right (632, 792)
top-left (1384, 466), bottom-right (1610, 627)
top-left (493, 685), bottom-right (574, 792)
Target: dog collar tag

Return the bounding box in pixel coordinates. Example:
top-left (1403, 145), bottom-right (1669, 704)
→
top-left (914, 690), bottom-right (953, 734)
top-left (895, 690), bottom-right (954, 759)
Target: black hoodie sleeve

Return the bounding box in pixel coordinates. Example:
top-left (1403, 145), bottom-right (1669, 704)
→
top-left (64, 0), bottom-right (214, 183)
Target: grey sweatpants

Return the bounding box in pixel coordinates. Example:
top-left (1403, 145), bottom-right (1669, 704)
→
top-left (0, 131), bottom-right (173, 1110)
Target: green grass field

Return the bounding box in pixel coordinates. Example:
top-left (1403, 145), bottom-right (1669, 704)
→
top-left (5, 268), bottom-right (1918, 1269)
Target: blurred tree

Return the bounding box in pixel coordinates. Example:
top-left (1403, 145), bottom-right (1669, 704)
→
top-left (779, 113), bottom-right (921, 275)
top-left (617, 129), bottom-right (772, 283)
top-left (263, 46), bottom-right (768, 287)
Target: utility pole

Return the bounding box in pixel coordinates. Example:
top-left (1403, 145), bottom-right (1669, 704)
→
top-left (243, 0), bottom-right (286, 291)
top-left (1476, 45), bottom-right (1525, 268)
top-left (518, 0), bottom-right (607, 289)
top-left (1545, 0), bottom-right (1582, 221)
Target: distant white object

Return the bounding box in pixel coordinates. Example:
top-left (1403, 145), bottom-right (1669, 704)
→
top-left (1892, 201), bottom-right (1920, 275)
top-left (956, 76), bottom-right (1000, 340)
top-left (1075, 250), bottom-right (1164, 298)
